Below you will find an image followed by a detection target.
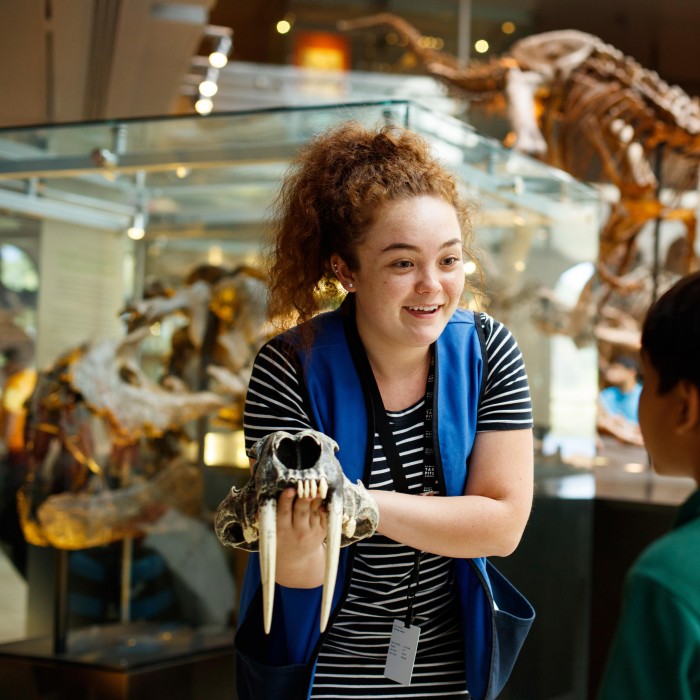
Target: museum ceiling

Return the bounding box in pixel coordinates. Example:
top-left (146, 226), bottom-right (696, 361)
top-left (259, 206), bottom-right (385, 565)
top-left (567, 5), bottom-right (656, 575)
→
top-left (0, 0), bottom-right (217, 129)
top-left (0, 0), bottom-right (698, 130)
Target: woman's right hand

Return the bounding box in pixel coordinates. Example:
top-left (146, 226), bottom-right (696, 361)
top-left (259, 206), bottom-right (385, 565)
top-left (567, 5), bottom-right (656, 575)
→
top-left (273, 487), bottom-right (328, 588)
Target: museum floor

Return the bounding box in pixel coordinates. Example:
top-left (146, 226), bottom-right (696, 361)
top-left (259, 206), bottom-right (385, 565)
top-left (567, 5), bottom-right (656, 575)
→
top-left (0, 464), bottom-right (695, 699)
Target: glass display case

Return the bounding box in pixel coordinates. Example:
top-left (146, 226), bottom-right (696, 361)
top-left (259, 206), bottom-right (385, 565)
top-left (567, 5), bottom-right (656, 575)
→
top-left (0, 98), bottom-right (601, 431)
top-left (0, 100), bottom-right (606, 698)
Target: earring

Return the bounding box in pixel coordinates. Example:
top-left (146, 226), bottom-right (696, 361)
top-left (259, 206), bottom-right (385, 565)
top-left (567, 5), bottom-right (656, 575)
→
top-left (347, 283), bottom-right (353, 288)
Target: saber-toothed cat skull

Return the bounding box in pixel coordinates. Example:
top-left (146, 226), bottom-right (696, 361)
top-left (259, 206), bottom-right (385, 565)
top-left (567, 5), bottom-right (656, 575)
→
top-left (215, 429), bottom-right (378, 634)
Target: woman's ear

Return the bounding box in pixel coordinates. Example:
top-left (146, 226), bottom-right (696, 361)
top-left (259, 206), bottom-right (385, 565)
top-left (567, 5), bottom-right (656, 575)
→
top-left (675, 380), bottom-right (700, 434)
top-left (330, 255), bottom-right (356, 292)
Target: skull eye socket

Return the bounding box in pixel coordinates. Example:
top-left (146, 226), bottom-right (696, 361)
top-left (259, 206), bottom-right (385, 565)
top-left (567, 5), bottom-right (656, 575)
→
top-left (276, 435), bottom-right (322, 470)
top-left (298, 435), bottom-right (322, 469)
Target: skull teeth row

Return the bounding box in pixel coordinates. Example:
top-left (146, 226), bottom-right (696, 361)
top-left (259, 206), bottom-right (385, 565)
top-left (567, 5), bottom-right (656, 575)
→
top-left (296, 477), bottom-right (329, 500)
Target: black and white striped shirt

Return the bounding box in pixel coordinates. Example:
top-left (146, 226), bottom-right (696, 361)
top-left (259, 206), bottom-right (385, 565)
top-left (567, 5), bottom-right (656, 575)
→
top-left (243, 314), bottom-right (532, 698)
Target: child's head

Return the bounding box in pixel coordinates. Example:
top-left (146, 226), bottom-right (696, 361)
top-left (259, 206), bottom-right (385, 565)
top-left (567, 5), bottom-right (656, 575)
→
top-left (639, 271), bottom-right (700, 480)
top-left (642, 271), bottom-right (700, 394)
top-left (604, 355), bottom-right (639, 390)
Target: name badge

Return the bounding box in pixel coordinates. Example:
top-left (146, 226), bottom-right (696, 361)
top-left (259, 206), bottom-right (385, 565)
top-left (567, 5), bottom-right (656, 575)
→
top-left (383, 619), bottom-right (421, 685)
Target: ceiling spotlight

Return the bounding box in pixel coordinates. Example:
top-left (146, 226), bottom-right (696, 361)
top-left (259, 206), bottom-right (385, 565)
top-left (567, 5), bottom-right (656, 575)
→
top-left (209, 34), bottom-right (232, 68)
top-left (198, 79), bottom-right (218, 97)
top-left (209, 51), bottom-right (228, 69)
top-left (91, 147), bottom-right (119, 171)
top-left (276, 20), bottom-right (291, 34)
top-left (127, 211), bottom-right (146, 240)
top-left (474, 39), bottom-right (489, 54)
top-left (195, 97), bottom-right (214, 115)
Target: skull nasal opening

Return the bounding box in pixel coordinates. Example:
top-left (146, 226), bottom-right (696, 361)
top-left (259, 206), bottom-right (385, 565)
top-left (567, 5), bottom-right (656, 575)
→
top-left (276, 435), bottom-right (322, 470)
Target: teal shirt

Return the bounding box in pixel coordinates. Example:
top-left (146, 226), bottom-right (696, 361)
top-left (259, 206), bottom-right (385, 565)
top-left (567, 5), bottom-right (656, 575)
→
top-left (598, 488), bottom-right (700, 700)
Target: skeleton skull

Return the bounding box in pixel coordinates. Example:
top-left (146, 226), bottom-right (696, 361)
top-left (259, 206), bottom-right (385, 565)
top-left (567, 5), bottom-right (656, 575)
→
top-left (215, 429), bottom-right (378, 634)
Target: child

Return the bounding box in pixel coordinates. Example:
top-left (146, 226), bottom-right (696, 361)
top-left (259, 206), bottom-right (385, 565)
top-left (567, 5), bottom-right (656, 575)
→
top-left (597, 355), bottom-right (643, 446)
top-left (598, 271), bottom-right (700, 699)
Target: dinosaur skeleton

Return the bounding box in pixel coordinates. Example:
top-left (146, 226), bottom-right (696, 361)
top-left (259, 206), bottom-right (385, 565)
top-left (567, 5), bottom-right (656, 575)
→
top-left (19, 266), bottom-right (272, 549)
top-left (214, 429), bottom-right (379, 634)
top-left (339, 14), bottom-right (700, 297)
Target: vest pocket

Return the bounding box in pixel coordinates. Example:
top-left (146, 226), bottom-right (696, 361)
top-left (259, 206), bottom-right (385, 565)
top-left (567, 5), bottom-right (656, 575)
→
top-left (485, 560), bottom-right (535, 699)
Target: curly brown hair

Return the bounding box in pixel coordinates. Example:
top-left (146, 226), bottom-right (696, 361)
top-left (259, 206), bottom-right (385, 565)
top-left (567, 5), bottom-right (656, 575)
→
top-left (264, 121), bottom-right (476, 328)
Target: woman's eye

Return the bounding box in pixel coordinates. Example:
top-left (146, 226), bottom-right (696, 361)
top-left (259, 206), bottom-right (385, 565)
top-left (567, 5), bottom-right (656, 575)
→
top-left (394, 260), bottom-right (413, 269)
top-left (442, 256), bottom-right (460, 266)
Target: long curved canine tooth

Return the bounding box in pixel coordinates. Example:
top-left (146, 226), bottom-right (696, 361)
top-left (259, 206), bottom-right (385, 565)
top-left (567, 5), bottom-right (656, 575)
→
top-left (297, 481), bottom-right (304, 499)
top-left (259, 499), bottom-right (277, 634)
top-left (319, 477), bottom-right (328, 499)
top-left (304, 480), bottom-right (311, 498)
top-left (310, 479), bottom-right (318, 499)
top-left (321, 493), bottom-right (343, 632)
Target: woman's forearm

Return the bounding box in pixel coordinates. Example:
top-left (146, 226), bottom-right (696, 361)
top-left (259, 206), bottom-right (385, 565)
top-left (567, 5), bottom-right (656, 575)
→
top-left (372, 430), bottom-right (534, 558)
top-left (371, 490), bottom-right (528, 558)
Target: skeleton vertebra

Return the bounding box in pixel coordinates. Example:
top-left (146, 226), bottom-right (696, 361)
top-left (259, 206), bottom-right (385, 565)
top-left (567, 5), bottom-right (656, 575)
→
top-left (214, 429), bottom-right (379, 634)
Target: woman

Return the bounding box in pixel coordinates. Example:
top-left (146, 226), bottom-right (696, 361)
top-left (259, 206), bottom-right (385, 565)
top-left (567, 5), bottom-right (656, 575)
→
top-left (222, 122), bottom-right (534, 699)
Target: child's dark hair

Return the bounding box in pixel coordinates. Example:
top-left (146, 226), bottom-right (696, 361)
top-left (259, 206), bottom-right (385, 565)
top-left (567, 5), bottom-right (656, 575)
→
top-left (641, 271), bottom-right (700, 394)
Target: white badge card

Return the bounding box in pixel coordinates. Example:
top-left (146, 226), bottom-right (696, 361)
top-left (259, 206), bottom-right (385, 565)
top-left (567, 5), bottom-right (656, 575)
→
top-left (383, 619), bottom-right (421, 685)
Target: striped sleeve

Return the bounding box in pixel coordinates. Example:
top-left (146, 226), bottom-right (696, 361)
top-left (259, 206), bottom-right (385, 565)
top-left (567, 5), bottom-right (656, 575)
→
top-left (476, 314), bottom-right (533, 431)
top-left (242, 338), bottom-right (314, 451)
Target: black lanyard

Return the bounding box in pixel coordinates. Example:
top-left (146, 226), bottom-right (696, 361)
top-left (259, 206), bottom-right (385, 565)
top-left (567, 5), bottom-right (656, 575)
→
top-left (345, 318), bottom-right (436, 626)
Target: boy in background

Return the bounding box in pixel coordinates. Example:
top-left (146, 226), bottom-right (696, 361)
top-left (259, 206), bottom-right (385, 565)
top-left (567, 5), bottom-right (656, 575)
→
top-left (597, 355), bottom-right (643, 446)
top-left (598, 271), bottom-right (700, 699)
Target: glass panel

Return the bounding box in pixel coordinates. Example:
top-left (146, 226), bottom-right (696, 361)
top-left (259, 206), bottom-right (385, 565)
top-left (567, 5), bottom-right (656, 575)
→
top-left (399, 104), bottom-right (601, 472)
top-left (0, 104), bottom-right (602, 699)
top-left (0, 236), bottom-right (39, 341)
top-left (0, 102), bottom-right (603, 477)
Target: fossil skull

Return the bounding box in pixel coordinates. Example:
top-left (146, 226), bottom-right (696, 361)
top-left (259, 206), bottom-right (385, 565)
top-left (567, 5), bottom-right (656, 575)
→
top-left (215, 429), bottom-right (378, 634)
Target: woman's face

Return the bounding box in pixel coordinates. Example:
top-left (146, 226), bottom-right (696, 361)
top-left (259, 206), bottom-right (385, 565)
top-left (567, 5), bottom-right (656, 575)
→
top-left (339, 195), bottom-right (466, 353)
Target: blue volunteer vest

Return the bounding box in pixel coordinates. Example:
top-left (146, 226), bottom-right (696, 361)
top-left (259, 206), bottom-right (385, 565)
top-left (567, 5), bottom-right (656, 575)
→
top-left (234, 305), bottom-right (533, 700)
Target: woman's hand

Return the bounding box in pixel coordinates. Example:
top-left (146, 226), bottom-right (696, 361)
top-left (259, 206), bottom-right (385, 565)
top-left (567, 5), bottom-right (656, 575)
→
top-left (273, 487), bottom-right (328, 588)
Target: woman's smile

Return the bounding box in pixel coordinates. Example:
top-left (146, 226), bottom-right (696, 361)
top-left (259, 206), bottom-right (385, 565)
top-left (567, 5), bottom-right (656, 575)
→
top-left (405, 304), bottom-right (440, 316)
